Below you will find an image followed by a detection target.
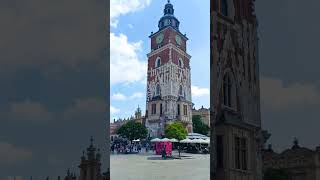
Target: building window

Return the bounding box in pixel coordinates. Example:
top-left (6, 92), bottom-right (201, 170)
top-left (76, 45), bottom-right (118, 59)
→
top-left (220, 0), bottom-right (228, 16)
top-left (223, 72), bottom-right (236, 108)
top-left (241, 138), bottom-right (248, 170)
top-left (223, 74), bottom-right (231, 107)
top-left (178, 58), bottom-right (183, 68)
top-left (156, 84), bottom-right (161, 96)
top-left (217, 135), bottom-right (224, 168)
top-left (177, 104), bottom-right (180, 116)
top-left (235, 137), bottom-right (241, 169)
top-left (235, 136), bottom-right (248, 170)
top-left (183, 105), bottom-right (188, 116)
top-left (179, 85), bottom-right (183, 96)
top-left (160, 104), bottom-right (163, 116)
top-left (156, 57), bottom-right (161, 68)
top-left (152, 104), bottom-right (156, 115)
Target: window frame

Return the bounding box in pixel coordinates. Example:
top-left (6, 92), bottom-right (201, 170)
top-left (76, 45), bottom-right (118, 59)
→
top-left (179, 85), bottom-right (183, 96)
top-left (151, 104), bottom-right (157, 115)
top-left (156, 84), bottom-right (161, 96)
top-left (234, 136), bottom-right (248, 170)
top-left (223, 71), bottom-right (236, 109)
top-left (156, 57), bottom-right (161, 68)
top-left (218, 0), bottom-right (229, 17)
top-left (183, 105), bottom-right (188, 116)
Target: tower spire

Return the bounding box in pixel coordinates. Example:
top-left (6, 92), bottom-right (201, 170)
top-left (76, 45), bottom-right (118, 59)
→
top-left (90, 136), bottom-right (94, 146)
top-left (158, 0), bottom-right (180, 30)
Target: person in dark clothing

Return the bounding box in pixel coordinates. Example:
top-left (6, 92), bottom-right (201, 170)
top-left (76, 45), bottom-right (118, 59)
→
top-left (161, 145), bottom-right (167, 159)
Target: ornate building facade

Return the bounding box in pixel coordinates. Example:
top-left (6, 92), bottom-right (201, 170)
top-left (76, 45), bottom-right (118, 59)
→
top-left (262, 139), bottom-right (320, 180)
top-left (192, 106), bottom-right (210, 127)
top-left (211, 0), bottom-right (264, 179)
top-left (64, 137), bottom-right (108, 180)
top-left (145, 1), bottom-right (193, 138)
top-left (110, 106), bottom-right (145, 142)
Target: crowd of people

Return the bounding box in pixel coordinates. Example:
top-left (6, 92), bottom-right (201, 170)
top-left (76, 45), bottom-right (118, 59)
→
top-left (110, 138), bottom-right (209, 155)
top-left (111, 139), bottom-right (153, 154)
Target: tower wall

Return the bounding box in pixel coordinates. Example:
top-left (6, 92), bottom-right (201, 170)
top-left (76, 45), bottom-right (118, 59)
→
top-left (211, 0), bottom-right (262, 179)
top-left (145, 2), bottom-right (193, 137)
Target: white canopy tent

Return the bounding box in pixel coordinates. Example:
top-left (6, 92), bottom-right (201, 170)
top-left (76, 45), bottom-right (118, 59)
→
top-left (169, 138), bottom-right (178, 142)
top-left (160, 138), bottom-right (171, 142)
top-left (180, 138), bottom-right (194, 143)
top-left (150, 138), bottom-right (161, 142)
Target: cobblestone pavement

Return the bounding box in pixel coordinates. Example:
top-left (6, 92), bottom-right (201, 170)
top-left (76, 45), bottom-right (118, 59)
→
top-left (110, 151), bottom-right (210, 180)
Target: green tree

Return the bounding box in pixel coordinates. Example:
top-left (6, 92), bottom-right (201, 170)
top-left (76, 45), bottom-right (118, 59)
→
top-left (263, 168), bottom-right (291, 180)
top-left (165, 121), bottom-right (188, 157)
top-left (117, 121), bottom-right (148, 142)
top-left (192, 115), bottom-right (209, 135)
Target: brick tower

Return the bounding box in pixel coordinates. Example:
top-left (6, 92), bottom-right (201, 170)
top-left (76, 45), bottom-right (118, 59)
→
top-left (145, 0), bottom-right (193, 138)
top-left (211, 0), bottom-right (263, 179)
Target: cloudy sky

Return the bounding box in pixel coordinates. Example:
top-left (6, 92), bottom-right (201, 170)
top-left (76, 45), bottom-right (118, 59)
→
top-left (110, 0), bottom-right (210, 122)
top-left (256, 0), bottom-right (320, 152)
top-left (0, 0), bottom-right (107, 178)
top-left (1, 0), bottom-right (320, 177)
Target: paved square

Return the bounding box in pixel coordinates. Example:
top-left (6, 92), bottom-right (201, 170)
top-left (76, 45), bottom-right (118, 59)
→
top-left (111, 151), bottom-right (210, 180)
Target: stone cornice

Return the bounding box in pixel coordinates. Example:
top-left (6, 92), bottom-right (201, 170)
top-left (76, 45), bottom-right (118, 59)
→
top-left (147, 43), bottom-right (191, 59)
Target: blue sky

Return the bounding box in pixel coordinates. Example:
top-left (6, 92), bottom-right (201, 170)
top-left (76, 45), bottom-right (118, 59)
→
top-left (110, 0), bottom-right (210, 122)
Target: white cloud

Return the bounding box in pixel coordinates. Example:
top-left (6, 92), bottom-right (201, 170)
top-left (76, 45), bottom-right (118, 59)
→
top-left (7, 100), bottom-right (53, 122)
top-left (112, 93), bottom-right (127, 101)
top-left (110, 106), bottom-right (121, 114)
top-left (63, 97), bottom-right (106, 120)
top-left (128, 24), bottom-right (134, 29)
top-left (130, 92), bottom-right (144, 99)
top-left (110, 33), bottom-right (147, 85)
top-left (110, 0), bottom-right (152, 28)
top-left (191, 86), bottom-right (210, 97)
top-left (260, 77), bottom-right (320, 109)
top-left (111, 92), bottom-right (144, 101)
top-left (0, 142), bottom-right (32, 166)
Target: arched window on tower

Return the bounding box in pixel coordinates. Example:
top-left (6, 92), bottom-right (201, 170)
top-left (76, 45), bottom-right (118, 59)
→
top-left (220, 0), bottom-right (228, 17)
top-left (179, 85), bottom-right (183, 96)
top-left (156, 57), bottom-right (161, 68)
top-left (178, 58), bottom-right (183, 68)
top-left (156, 84), bottom-right (161, 96)
top-left (223, 72), bottom-right (236, 109)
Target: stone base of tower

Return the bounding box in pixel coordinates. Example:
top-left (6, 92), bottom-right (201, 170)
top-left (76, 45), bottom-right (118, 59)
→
top-left (186, 123), bottom-right (193, 133)
top-left (146, 121), bottom-right (162, 138)
top-left (146, 119), bottom-right (193, 138)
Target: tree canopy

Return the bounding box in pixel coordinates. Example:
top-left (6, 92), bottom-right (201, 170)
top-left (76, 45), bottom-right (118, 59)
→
top-left (164, 121), bottom-right (187, 141)
top-left (117, 121), bottom-right (148, 141)
top-left (192, 115), bottom-right (209, 136)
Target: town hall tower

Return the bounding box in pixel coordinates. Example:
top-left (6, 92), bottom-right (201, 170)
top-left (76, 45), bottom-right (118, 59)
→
top-left (145, 0), bottom-right (193, 138)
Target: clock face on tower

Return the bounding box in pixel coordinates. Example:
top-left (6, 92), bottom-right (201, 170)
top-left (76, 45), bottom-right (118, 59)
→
top-left (175, 35), bottom-right (182, 45)
top-left (156, 33), bottom-right (164, 44)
